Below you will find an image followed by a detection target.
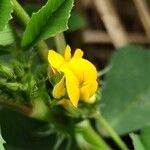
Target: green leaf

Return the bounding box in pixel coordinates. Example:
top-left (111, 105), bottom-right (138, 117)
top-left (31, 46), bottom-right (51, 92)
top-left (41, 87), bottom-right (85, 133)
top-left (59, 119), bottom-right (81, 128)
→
top-left (140, 126), bottom-right (150, 150)
top-left (130, 133), bottom-right (145, 150)
top-left (0, 0), bottom-right (12, 31)
top-left (68, 12), bottom-right (86, 32)
top-left (0, 107), bottom-right (53, 149)
top-left (0, 25), bottom-right (15, 46)
top-left (100, 45), bottom-right (150, 134)
top-left (22, 0), bottom-right (74, 48)
top-left (0, 107), bottom-right (75, 150)
top-left (0, 129), bottom-right (5, 150)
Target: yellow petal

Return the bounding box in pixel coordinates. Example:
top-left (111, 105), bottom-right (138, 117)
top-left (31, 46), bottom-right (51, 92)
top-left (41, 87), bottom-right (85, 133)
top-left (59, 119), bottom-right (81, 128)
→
top-left (68, 58), bottom-right (97, 83)
top-left (63, 67), bottom-right (80, 107)
top-left (52, 76), bottom-right (66, 99)
top-left (80, 84), bottom-right (90, 101)
top-left (48, 50), bottom-right (65, 69)
top-left (73, 48), bottom-right (84, 58)
top-left (81, 59), bottom-right (97, 81)
top-left (80, 80), bottom-right (98, 102)
top-left (67, 58), bottom-right (84, 83)
top-left (64, 45), bottom-right (71, 61)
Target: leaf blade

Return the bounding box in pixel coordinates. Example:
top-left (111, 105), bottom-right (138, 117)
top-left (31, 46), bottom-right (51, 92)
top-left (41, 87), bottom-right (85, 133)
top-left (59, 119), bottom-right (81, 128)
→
top-left (0, 25), bottom-right (15, 46)
top-left (140, 126), bottom-right (150, 150)
top-left (100, 46), bottom-right (150, 134)
top-left (0, 128), bottom-right (5, 150)
top-left (130, 133), bottom-right (145, 150)
top-left (0, 0), bottom-right (12, 31)
top-left (21, 0), bottom-right (74, 48)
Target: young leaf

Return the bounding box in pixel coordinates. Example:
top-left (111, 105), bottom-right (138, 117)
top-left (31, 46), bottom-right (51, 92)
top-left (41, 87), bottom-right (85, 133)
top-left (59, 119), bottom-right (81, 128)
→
top-left (21, 0), bottom-right (74, 48)
top-left (0, 0), bottom-right (12, 31)
top-left (130, 133), bottom-right (145, 150)
top-left (100, 46), bottom-right (150, 134)
top-left (0, 25), bottom-right (15, 46)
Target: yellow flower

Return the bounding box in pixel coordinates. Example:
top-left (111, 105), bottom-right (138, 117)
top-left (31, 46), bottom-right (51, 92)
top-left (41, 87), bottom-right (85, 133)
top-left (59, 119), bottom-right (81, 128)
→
top-left (48, 45), bottom-right (98, 107)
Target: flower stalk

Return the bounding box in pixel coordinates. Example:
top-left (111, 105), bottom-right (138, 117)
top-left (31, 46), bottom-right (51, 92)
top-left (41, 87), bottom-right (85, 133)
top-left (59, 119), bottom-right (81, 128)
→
top-left (75, 120), bottom-right (112, 150)
top-left (95, 112), bottom-right (128, 150)
top-left (55, 33), bottom-right (66, 54)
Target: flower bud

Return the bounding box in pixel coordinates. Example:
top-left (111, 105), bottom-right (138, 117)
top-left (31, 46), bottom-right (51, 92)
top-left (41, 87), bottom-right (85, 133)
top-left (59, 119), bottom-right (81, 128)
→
top-left (5, 82), bottom-right (24, 91)
top-left (0, 64), bottom-right (14, 79)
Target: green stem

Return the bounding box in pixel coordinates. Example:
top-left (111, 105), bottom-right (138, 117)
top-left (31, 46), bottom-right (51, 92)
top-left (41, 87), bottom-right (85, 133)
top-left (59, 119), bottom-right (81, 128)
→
top-left (11, 0), bottom-right (30, 26)
top-left (36, 41), bottom-right (48, 62)
top-left (75, 120), bottom-right (112, 150)
top-left (0, 100), bottom-right (32, 115)
top-left (98, 66), bottom-right (110, 77)
top-left (95, 112), bottom-right (128, 150)
top-left (11, 0), bottom-right (48, 61)
top-left (54, 33), bottom-right (66, 54)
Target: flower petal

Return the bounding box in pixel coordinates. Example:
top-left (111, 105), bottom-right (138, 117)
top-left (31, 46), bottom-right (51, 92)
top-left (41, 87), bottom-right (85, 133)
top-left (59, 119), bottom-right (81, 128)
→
top-left (81, 59), bottom-right (97, 81)
top-left (63, 67), bottom-right (80, 107)
top-left (68, 58), bottom-right (97, 83)
top-left (80, 84), bottom-right (90, 101)
top-left (67, 58), bottom-right (84, 83)
top-left (48, 50), bottom-right (65, 69)
top-left (73, 48), bottom-right (83, 58)
top-left (80, 80), bottom-right (98, 102)
top-left (64, 45), bottom-right (71, 61)
top-left (52, 76), bottom-right (66, 99)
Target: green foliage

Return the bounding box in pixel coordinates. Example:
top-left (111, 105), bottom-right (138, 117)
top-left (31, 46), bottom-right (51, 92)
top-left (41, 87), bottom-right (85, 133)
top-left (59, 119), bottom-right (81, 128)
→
top-left (0, 108), bottom-right (55, 150)
top-left (0, 108), bottom-right (75, 150)
top-left (68, 12), bottom-right (86, 32)
top-left (130, 133), bottom-right (145, 150)
top-left (2, 0), bottom-right (150, 149)
top-left (130, 126), bottom-right (150, 150)
top-left (75, 120), bottom-right (111, 150)
top-left (21, 0), bottom-right (74, 48)
top-left (0, 46), bottom-right (13, 55)
top-left (0, 0), bottom-right (13, 31)
top-left (100, 46), bottom-right (150, 134)
top-left (0, 129), bottom-right (5, 150)
top-left (0, 64), bottom-right (14, 79)
top-left (0, 25), bottom-right (15, 46)
top-left (140, 126), bottom-right (150, 150)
